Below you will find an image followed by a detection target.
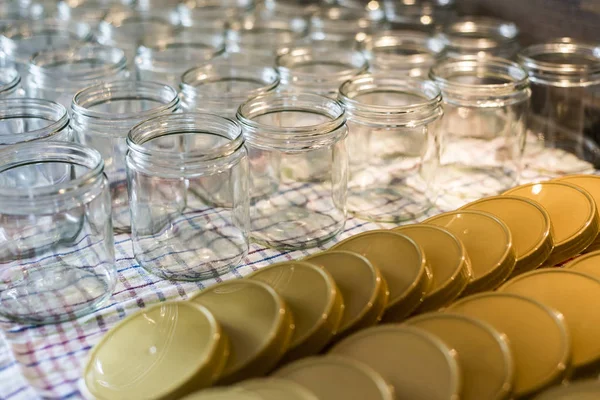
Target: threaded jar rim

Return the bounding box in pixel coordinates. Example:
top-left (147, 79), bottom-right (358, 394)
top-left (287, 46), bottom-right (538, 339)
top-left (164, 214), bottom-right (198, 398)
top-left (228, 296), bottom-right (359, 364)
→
top-left (0, 67), bottom-right (20, 96)
top-left (0, 98), bottom-right (69, 145)
top-left (440, 16), bottom-right (518, 54)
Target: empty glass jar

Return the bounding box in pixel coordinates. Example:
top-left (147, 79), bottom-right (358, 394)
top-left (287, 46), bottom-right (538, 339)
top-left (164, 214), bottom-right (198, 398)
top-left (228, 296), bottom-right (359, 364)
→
top-left (0, 141), bottom-right (116, 324)
top-left (383, 0), bottom-right (456, 33)
top-left (71, 80), bottom-right (180, 232)
top-left (237, 92), bottom-right (348, 250)
top-left (276, 46), bottom-right (368, 97)
top-left (180, 59), bottom-right (279, 118)
top-left (57, 1), bottom-right (130, 31)
top-left (0, 67), bottom-right (20, 98)
top-left (430, 56), bottom-right (530, 203)
top-left (0, 98), bottom-right (71, 146)
top-left (519, 38), bottom-right (600, 173)
top-left (309, 5), bottom-right (384, 47)
top-left (0, 1), bottom-right (45, 32)
top-left (227, 19), bottom-right (308, 58)
top-left (439, 16), bottom-right (520, 59)
top-left (28, 45), bottom-right (129, 110)
top-left (127, 113), bottom-right (249, 281)
top-left (179, 0), bottom-right (255, 28)
top-left (339, 74), bottom-right (443, 221)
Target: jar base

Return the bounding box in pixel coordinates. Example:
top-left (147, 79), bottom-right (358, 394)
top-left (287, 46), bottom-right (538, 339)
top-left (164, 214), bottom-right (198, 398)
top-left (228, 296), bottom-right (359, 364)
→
top-left (347, 186), bottom-right (432, 223)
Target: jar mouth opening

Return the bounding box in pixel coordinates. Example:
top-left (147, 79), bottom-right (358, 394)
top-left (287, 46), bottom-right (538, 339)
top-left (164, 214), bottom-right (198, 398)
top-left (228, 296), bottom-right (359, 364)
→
top-left (0, 98), bottom-right (69, 145)
top-left (0, 141), bottom-right (104, 199)
top-left (0, 67), bottom-right (20, 93)
top-left (442, 17), bottom-right (518, 49)
top-left (518, 40), bottom-right (600, 76)
top-left (72, 80), bottom-right (179, 121)
top-left (276, 47), bottom-right (368, 78)
top-left (127, 112), bottom-right (244, 161)
top-left (98, 11), bottom-right (178, 42)
top-left (2, 19), bottom-right (92, 41)
top-left (137, 41), bottom-right (225, 71)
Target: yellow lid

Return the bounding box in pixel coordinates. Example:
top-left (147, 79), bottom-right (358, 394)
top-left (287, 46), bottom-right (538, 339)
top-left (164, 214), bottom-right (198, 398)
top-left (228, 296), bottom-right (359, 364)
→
top-left (462, 195), bottom-right (554, 275)
top-left (424, 210), bottom-right (516, 294)
top-left (247, 261), bottom-right (344, 362)
top-left (447, 293), bottom-right (570, 398)
top-left (330, 325), bottom-right (461, 400)
top-left (392, 224), bottom-right (472, 312)
top-left (330, 230), bottom-right (430, 321)
top-left (534, 380), bottom-right (600, 400)
top-left (180, 387), bottom-right (261, 400)
top-left (84, 301), bottom-right (229, 400)
top-left (237, 378), bottom-right (319, 400)
top-left (405, 313), bottom-right (514, 400)
top-left (499, 269), bottom-right (600, 375)
top-left (274, 355), bottom-right (394, 400)
top-left (303, 251), bottom-right (388, 336)
top-left (503, 182), bottom-right (599, 265)
top-left (190, 280), bottom-right (294, 384)
top-left (566, 250), bottom-right (600, 278)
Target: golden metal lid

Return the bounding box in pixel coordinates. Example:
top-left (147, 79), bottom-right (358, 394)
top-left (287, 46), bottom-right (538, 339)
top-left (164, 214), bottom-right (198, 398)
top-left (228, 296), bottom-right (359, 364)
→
top-left (180, 387), bottom-right (262, 400)
top-left (237, 378), bottom-right (319, 400)
top-left (533, 379), bottom-right (600, 400)
top-left (330, 230), bottom-right (430, 321)
top-left (447, 292), bottom-right (571, 398)
top-left (424, 210), bottom-right (516, 294)
top-left (566, 250), bottom-right (600, 278)
top-left (504, 182), bottom-right (599, 265)
top-left (330, 325), bottom-right (461, 400)
top-left (393, 224), bottom-right (472, 312)
top-left (304, 250), bottom-right (389, 336)
top-left (248, 261), bottom-right (344, 362)
top-left (190, 279), bottom-right (294, 384)
top-left (499, 269), bottom-right (600, 375)
top-left (84, 301), bottom-right (229, 400)
top-left (462, 195), bottom-right (554, 275)
top-left (405, 312), bottom-right (514, 400)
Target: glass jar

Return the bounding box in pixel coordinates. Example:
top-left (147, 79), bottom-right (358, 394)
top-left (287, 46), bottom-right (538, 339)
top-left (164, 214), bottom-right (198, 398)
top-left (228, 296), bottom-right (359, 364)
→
top-left (430, 56), bottom-right (530, 204)
top-left (309, 5), bottom-right (385, 47)
top-left (339, 74), bottom-right (442, 222)
top-left (178, 0), bottom-right (255, 28)
top-left (518, 38), bottom-right (600, 173)
top-left (180, 60), bottom-right (279, 118)
top-left (383, 0), bottom-right (457, 33)
top-left (227, 19), bottom-right (308, 58)
top-left (276, 46), bottom-right (368, 97)
top-left (57, 1), bottom-right (131, 31)
top-left (0, 1), bottom-right (45, 32)
top-left (126, 113), bottom-right (249, 281)
top-left (361, 29), bottom-right (445, 76)
top-left (135, 37), bottom-right (225, 87)
top-left (27, 45), bottom-right (129, 110)
top-left (237, 92), bottom-right (348, 250)
top-left (0, 98), bottom-right (71, 146)
top-left (71, 80), bottom-right (180, 233)
top-left (0, 141), bottom-right (116, 324)
top-left (439, 17), bottom-right (520, 59)
top-left (0, 67), bottom-right (21, 98)
top-left (0, 20), bottom-right (92, 80)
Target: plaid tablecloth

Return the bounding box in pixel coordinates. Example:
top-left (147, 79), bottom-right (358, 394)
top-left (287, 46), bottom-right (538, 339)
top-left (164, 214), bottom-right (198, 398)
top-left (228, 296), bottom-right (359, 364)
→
top-left (0, 150), bottom-right (596, 400)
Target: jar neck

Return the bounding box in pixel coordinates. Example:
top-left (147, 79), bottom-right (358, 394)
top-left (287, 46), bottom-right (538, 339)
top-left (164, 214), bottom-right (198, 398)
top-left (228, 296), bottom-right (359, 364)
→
top-left (71, 80), bottom-right (180, 136)
top-left (440, 17), bottom-right (519, 57)
top-left (339, 75), bottom-right (443, 126)
top-left (237, 92), bottom-right (347, 151)
top-left (0, 98), bottom-right (69, 145)
top-left (0, 67), bottom-right (20, 97)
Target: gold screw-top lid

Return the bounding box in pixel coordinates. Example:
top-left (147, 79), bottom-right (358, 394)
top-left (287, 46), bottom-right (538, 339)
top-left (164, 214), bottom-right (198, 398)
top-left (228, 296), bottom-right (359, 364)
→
top-left (392, 224), bottom-right (472, 312)
top-left (247, 261), bottom-right (344, 362)
top-left (330, 230), bottom-right (430, 321)
top-left (84, 301), bottom-right (230, 400)
top-left (447, 292), bottom-right (571, 398)
top-left (329, 325), bottom-right (461, 400)
top-left (237, 378), bottom-right (319, 400)
top-left (180, 387), bottom-right (262, 400)
top-left (499, 269), bottom-right (600, 375)
top-left (533, 379), bottom-right (600, 400)
top-left (190, 279), bottom-right (294, 384)
top-left (504, 181), bottom-right (599, 265)
top-left (424, 210), bottom-right (516, 294)
top-left (304, 250), bottom-right (389, 336)
top-left (566, 250), bottom-right (600, 278)
top-left (462, 195), bottom-right (554, 275)
top-left (405, 312), bottom-right (514, 400)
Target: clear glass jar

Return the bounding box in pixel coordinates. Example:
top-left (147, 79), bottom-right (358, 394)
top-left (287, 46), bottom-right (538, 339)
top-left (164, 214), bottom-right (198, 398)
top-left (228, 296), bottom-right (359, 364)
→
top-left (309, 5), bottom-right (385, 47)
top-left (180, 60), bottom-right (279, 118)
top-left (136, 37), bottom-right (225, 87)
top-left (71, 80), bottom-right (180, 233)
top-left (178, 0), bottom-right (255, 28)
top-left (518, 38), bottom-right (600, 173)
top-left (361, 29), bottom-right (445, 76)
top-left (439, 17), bottom-right (520, 59)
top-left (0, 19), bottom-right (92, 80)
top-left (383, 0), bottom-right (457, 33)
top-left (276, 46), bottom-right (368, 97)
top-left (126, 113), bottom-right (249, 281)
top-left (0, 141), bottom-right (116, 324)
top-left (227, 19), bottom-right (308, 58)
top-left (0, 67), bottom-right (21, 98)
top-left (339, 74), bottom-right (443, 221)
top-left (27, 45), bottom-right (129, 110)
top-left (237, 92), bottom-right (348, 250)
top-left (57, 1), bottom-right (131, 31)
top-left (0, 98), bottom-right (71, 146)
top-left (430, 56), bottom-right (530, 203)
top-left (0, 1), bottom-right (46, 31)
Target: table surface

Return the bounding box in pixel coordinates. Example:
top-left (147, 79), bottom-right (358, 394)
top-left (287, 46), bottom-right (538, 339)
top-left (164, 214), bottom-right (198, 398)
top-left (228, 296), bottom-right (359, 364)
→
top-left (1, 148), bottom-right (596, 400)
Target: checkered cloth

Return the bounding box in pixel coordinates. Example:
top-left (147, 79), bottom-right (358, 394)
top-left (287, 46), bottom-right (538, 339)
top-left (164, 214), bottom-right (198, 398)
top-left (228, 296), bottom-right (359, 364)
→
top-left (0, 149), bottom-right (596, 400)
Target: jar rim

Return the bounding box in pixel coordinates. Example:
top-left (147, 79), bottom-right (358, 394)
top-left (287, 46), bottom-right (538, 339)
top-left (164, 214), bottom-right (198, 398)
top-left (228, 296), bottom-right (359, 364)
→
top-left (0, 141), bottom-right (104, 200)
top-left (0, 67), bottom-right (20, 94)
top-left (441, 16), bottom-right (518, 50)
top-left (363, 30), bottom-right (446, 64)
top-left (0, 98), bottom-right (69, 145)
top-left (136, 40), bottom-right (226, 73)
top-left (72, 80), bottom-right (179, 121)
top-left (276, 46), bottom-right (368, 81)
